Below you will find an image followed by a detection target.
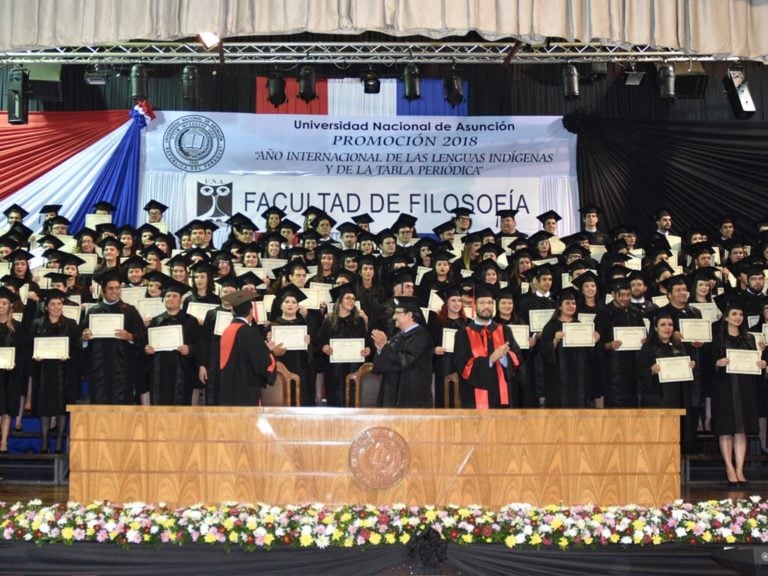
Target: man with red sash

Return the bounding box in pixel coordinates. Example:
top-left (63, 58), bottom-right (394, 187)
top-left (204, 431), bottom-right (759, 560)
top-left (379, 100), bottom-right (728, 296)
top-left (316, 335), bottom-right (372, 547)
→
top-left (218, 290), bottom-right (278, 405)
top-left (454, 285), bottom-right (526, 408)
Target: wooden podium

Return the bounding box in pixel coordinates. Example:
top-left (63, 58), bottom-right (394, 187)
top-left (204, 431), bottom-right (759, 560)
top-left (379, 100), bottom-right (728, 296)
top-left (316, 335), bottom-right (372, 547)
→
top-left (68, 406), bottom-right (683, 507)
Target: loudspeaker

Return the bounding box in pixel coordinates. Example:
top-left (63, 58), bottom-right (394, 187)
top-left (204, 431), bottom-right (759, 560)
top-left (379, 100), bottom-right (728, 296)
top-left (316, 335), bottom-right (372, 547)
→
top-left (26, 63), bottom-right (63, 102)
top-left (723, 70), bottom-right (756, 119)
top-left (6, 68), bottom-right (30, 125)
top-left (712, 546), bottom-right (768, 575)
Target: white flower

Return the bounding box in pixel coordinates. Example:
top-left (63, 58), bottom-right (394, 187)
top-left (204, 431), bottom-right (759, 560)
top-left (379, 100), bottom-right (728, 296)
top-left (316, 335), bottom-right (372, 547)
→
top-left (315, 535), bottom-right (330, 549)
top-left (621, 536), bottom-right (632, 545)
top-left (675, 527), bottom-right (688, 538)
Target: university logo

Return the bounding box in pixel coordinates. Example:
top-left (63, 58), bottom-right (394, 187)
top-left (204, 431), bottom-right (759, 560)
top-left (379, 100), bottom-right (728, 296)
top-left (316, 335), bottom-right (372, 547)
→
top-left (163, 115), bottom-right (225, 172)
top-left (196, 180), bottom-right (233, 221)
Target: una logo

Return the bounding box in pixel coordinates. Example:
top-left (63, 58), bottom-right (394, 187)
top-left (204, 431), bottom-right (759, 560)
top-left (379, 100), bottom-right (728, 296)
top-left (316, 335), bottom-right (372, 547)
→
top-left (163, 115), bottom-right (225, 172)
top-left (197, 181), bottom-right (232, 221)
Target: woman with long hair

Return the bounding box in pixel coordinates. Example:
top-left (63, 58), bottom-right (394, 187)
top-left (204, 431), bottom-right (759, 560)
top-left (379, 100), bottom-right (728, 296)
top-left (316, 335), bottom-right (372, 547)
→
top-left (427, 284), bottom-right (469, 408)
top-left (29, 289), bottom-right (80, 453)
top-left (269, 285), bottom-right (311, 405)
top-left (0, 287), bottom-right (24, 453)
top-left (712, 298), bottom-right (766, 486)
top-left (316, 284), bottom-right (371, 407)
top-left (185, 262), bottom-right (221, 306)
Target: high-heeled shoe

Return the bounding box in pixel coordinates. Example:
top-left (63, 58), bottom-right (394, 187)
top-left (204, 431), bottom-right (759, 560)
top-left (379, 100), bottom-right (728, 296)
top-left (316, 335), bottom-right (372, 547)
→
top-left (738, 480), bottom-right (749, 487)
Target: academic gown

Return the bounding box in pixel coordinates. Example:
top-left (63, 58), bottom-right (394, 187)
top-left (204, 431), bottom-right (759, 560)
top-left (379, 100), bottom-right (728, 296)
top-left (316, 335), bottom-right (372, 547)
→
top-left (427, 314), bottom-right (469, 408)
top-left (597, 302), bottom-right (646, 407)
top-left (218, 319), bottom-right (276, 406)
top-left (29, 316), bottom-right (80, 417)
top-left (81, 300), bottom-right (147, 404)
top-left (0, 321), bottom-right (25, 416)
top-left (373, 325), bottom-right (433, 408)
top-left (453, 321), bottom-right (525, 408)
top-left (711, 332), bottom-right (761, 436)
top-left (316, 313), bottom-right (372, 407)
top-left (270, 316), bottom-right (310, 406)
top-left (539, 318), bottom-right (590, 408)
top-left (637, 339), bottom-right (689, 408)
top-left (146, 310), bottom-right (200, 405)
top-left (198, 306), bottom-right (233, 406)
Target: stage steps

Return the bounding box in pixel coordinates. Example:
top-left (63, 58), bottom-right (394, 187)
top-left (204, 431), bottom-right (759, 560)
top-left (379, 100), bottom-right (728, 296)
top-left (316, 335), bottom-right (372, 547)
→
top-left (0, 415), bottom-right (69, 485)
top-left (682, 433), bottom-right (768, 485)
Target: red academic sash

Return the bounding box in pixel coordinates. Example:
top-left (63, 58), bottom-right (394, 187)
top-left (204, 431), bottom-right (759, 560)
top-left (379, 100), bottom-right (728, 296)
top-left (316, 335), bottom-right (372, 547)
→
top-left (461, 324), bottom-right (519, 409)
top-left (220, 322), bottom-right (245, 369)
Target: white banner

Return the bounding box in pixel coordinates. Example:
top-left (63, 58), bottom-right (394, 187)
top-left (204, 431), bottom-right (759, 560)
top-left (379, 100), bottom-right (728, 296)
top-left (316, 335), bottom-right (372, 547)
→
top-left (142, 112), bottom-right (578, 234)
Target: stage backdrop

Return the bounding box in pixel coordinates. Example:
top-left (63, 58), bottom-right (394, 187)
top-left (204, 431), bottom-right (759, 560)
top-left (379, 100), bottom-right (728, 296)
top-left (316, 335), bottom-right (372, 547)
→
top-left (141, 112), bottom-right (578, 237)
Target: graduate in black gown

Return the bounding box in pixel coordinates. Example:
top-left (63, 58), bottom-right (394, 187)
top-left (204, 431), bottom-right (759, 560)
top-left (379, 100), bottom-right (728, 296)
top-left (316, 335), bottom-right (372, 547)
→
top-left (269, 285), bottom-right (311, 406)
top-left (453, 285), bottom-right (525, 408)
top-left (80, 270), bottom-right (147, 404)
top-left (29, 289), bottom-right (80, 453)
top-left (428, 284), bottom-right (469, 408)
top-left (371, 296), bottom-right (433, 408)
top-left (0, 287), bottom-right (25, 453)
top-left (144, 280), bottom-right (200, 405)
top-left (197, 278), bottom-right (238, 406)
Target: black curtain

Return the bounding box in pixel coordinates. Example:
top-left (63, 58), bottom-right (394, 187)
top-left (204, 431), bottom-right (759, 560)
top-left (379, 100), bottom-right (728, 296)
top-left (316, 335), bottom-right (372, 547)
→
top-left (572, 115), bottom-right (768, 242)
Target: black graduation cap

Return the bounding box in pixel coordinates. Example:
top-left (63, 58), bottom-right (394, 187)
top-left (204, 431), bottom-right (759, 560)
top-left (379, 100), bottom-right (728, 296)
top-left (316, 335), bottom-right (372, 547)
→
top-left (341, 248), bottom-right (362, 262)
top-left (648, 245), bottom-right (672, 261)
top-left (437, 284), bottom-right (463, 301)
top-left (392, 214), bottom-right (417, 231)
top-left (137, 223), bottom-right (160, 238)
top-left (606, 264), bottom-right (631, 279)
top-left (536, 210), bottom-right (562, 224)
top-left (174, 225), bottom-right (191, 239)
top-left (44, 272), bottom-right (70, 286)
top-left (529, 264), bottom-right (554, 280)
top-left (661, 274), bottom-right (687, 292)
top-left (376, 228), bottom-right (396, 243)
top-left (652, 261), bottom-right (675, 281)
top-left (392, 295), bottom-right (422, 315)
top-left (185, 248), bottom-right (210, 264)
top-left (723, 237), bottom-right (746, 252)
top-left (122, 255), bottom-right (148, 270)
top-left (329, 283), bottom-right (356, 302)
top-left (166, 254), bottom-right (190, 269)
top-left (286, 246), bottom-right (309, 260)
top-left (357, 254), bottom-right (377, 268)
top-left (316, 243), bottom-right (342, 258)
top-left (578, 204), bottom-right (602, 215)
top-left (606, 238), bottom-right (628, 253)
top-left (511, 248), bottom-right (533, 261)
top-left (211, 251), bottom-right (233, 265)
top-left (144, 270), bottom-right (172, 285)
top-left (7, 248), bottom-right (33, 262)
top-left (58, 253), bottom-right (86, 268)
top-left (237, 271), bottom-right (264, 289)
top-left (562, 243), bottom-right (590, 259)
top-left (609, 277), bottom-right (631, 292)
top-left (477, 259), bottom-right (502, 276)
top-left (41, 249), bottom-right (63, 263)
top-left (337, 222), bottom-right (362, 236)
top-left (39, 204), bottom-right (62, 215)
top-left (35, 235), bottom-right (64, 250)
top-left (299, 230), bottom-right (320, 243)
top-left (351, 214), bottom-right (374, 225)
top-left (567, 259), bottom-right (588, 274)
top-left (95, 269), bottom-right (124, 287)
top-left (479, 243), bottom-right (504, 258)
top-left (715, 293), bottom-right (746, 314)
top-left (473, 283), bottom-right (496, 301)
top-left (571, 270), bottom-right (600, 289)
top-left (141, 245), bottom-right (166, 261)
top-left (557, 287), bottom-right (580, 303)
top-left (143, 200), bottom-right (168, 213)
top-left (461, 231), bottom-right (484, 245)
top-left (388, 268), bottom-right (415, 288)
top-left (302, 205), bottom-right (323, 218)
top-left (627, 270), bottom-right (648, 284)
top-left (3, 204), bottom-right (27, 219)
top-left (95, 223), bottom-right (118, 237)
top-left (260, 206), bottom-right (286, 220)
top-left (687, 266), bottom-right (718, 285)
top-left (216, 276), bottom-right (240, 289)
top-left (189, 260), bottom-right (215, 276)
top-left (432, 220), bottom-right (455, 236)
top-left (97, 237), bottom-right (124, 251)
top-left (496, 209), bottom-right (518, 219)
top-left (451, 207), bottom-right (474, 217)
top-left (313, 212), bottom-right (337, 228)
top-left (528, 230), bottom-right (554, 245)
top-left (7, 222), bottom-right (33, 242)
top-left (74, 227), bottom-right (98, 241)
top-left (163, 279), bottom-right (191, 296)
top-left (391, 252), bottom-right (413, 267)
top-left (92, 201), bottom-right (116, 213)
top-left (743, 263), bottom-right (766, 278)
top-left (279, 218), bottom-right (300, 233)
top-left (275, 284), bottom-right (307, 305)
top-left (432, 250), bottom-right (455, 264)
top-left (0, 275), bottom-right (23, 290)
top-left (717, 215), bottom-right (735, 227)
top-left (202, 221), bottom-right (219, 233)
top-left (258, 231), bottom-right (284, 250)
top-left (42, 288), bottom-right (70, 303)
top-left (0, 286), bottom-right (16, 302)
top-left (227, 213), bottom-right (258, 231)
top-left (414, 237), bottom-right (436, 251)
top-left (689, 242), bottom-right (715, 258)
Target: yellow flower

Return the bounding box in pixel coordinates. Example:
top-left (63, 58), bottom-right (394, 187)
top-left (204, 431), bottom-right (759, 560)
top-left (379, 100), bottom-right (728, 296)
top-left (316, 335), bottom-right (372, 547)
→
top-left (203, 532), bottom-right (217, 544)
top-left (343, 537), bottom-right (354, 547)
top-left (61, 527), bottom-right (74, 540)
top-left (726, 535), bottom-right (736, 544)
top-left (748, 518), bottom-right (758, 528)
top-left (684, 521), bottom-right (695, 531)
top-left (592, 513), bottom-right (603, 523)
top-left (223, 518), bottom-right (235, 530)
top-left (143, 534), bottom-right (151, 542)
top-left (583, 537), bottom-right (594, 545)
top-left (228, 531), bottom-right (238, 543)
top-left (425, 510), bottom-right (438, 522)
top-left (702, 531), bottom-right (712, 543)
top-left (168, 532), bottom-right (177, 542)
top-left (86, 527), bottom-right (95, 537)
top-left (461, 534), bottom-right (473, 544)
top-left (264, 514), bottom-right (275, 524)
top-left (458, 508), bottom-right (470, 518)
top-left (558, 537), bottom-right (569, 549)
top-left (299, 533), bottom-right (313, 547)
top-left (550, 518), bottom-right (563, 530)
top-left (632, 519), bottom-right (645, 531)
top-left (609, 534), bottom-right (620, 543)
top-left (530, 533), bottom-right (542, 546)
top-left (504, 535), bottom-right (516, 548)
top-left (322, 515), bottom-right (334, 525)
top-left (332, 529), bottom-right (344, 541)
top-left (31, 521), bottom-right (41, 531)
top-left (264, 534), bottom-right (275, 546)
top-left (652, 535), bottom-right (662, 545)
top-left (399, 533), bottom-right (411, 545)
top-left (385, 533), bottom-right (396, 544)
top-left (246, 519), bottom-right (257, 531)
top-left (340, 512), bottom-right (352, 522)
top-left (370, 533), bottom-right (382, 545)
top-left (129, 521), bottom-right (141, 531)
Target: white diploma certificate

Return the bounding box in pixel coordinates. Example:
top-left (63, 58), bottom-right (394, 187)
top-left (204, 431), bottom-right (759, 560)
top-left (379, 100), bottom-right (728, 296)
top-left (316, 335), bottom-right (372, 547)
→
top-left (726, 349), bottom-right (762, 375)
top-left (563, 322), bottom-right (595, 347)
top-left (657, 355), bottom-right (693, 383)
top-left (137, 298), bottom-right (166, 319)
top-left (120, 286), bottom-right (145, 308)
top-left (148, 325), bottom-right (184, 352)
top-left (252, 301), bottom-right (267, 325)
top-left (428, 291), bottom-right (445, 312)
top-left (613, 326), bottom-right (646, 351)
top-left (529, 309), bottom-right (553, 333)
top-left (329, 338), bottom-right (366, 363)
top-left (441, 328), bottom-right (457, 353)
top-left (85, 214), bottom-right (111, 229)
top-left (78, 253), bottom-right (98, 274)
top-left (689, 302), bottom-right (719, 323)
top-left (61, 305), bottom-right (81, 324)
top-left (299, 287), bottom-right (322, 310)
top-left (89, 314), bottom-right (124, 338)
top-left (509, 325), bottom-right (530, 350)
top-left (271, 325), bottom-right (308, 351)
top-left (213, 311), bottom-right (234, 336)
top-left (11, 312), bottom-right (23, 323)
top-left (560, 273), bottom-right (573, 289)
top-left (309, 283), bottom-right (332, 305)
top-left (415, 266), bottom-right (431, 286)
top-left (651, 295), bottom-right (669, 307)
top-left (33, 337), bottom-right (69, 360)
top-left (578, 313), bottom-right (596, 324)
top-left (679, 319), bottom-right (712, 343)
top-left (186, 302), bottom-right (218, 323)
top-left (0, 347), bottom-right (14, 369)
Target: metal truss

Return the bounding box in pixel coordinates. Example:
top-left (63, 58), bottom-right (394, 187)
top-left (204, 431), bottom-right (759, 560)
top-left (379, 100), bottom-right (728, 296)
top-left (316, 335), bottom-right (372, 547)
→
top-left (0, 40), bottom-right (738, 65)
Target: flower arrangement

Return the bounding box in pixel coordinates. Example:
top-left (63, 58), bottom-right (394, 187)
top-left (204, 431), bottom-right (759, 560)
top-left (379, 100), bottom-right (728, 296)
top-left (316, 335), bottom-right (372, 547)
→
top-left (1, 498), bottom-right (767, 550)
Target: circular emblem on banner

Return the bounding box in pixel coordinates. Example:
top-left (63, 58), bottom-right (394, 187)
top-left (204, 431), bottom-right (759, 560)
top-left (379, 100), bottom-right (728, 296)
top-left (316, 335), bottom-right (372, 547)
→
top-left (349, 427), bottom-right (410, 490)
top-left (162, 115), bottom-right (225, 172)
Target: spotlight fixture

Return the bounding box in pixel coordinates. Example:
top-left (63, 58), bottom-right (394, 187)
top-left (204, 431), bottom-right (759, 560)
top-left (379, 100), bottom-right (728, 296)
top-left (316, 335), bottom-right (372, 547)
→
top-left (298, 65), bottom-right (317, 103)
top-left (561, 64), bottom-right (579, 100)
top-left (182, 65), bottom-right (200, 103)
top-left (130, 64), bottom-right (148, 101)
top-left (267, 70), bottom-right (287, 107)
top-left (83, 64), bottom-right (109, 86)
top-left (657, 64), bottom-right (676, 99)
top-left (723, 66), bottom-right (756, 119)
top-left (403, 64), bottom-right (421, 101)
top-left (6, 67), bottom-right (30, 125)
top-left (197, 32), bottom-right (220, 50)
top-left (444, 66), bottom-right (464, 107)
top-left (362, 69), bottom-right (380, 94)
top-left (624, 62), bottom-right (645, 86)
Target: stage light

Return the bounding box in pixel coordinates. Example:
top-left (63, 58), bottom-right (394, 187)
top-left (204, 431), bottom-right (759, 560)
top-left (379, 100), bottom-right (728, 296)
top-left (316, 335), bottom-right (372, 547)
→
top-left (403, 64), bottom-right (421, 101)
top-left (130, 64), bottom-right (148, 101)
top-left (657, 64), bottom-right (676, 99)
top-left (444, 66), bottom-right (464, 107)
top-left (197, 32), bottom-right (220, 50)
top-left (362, 69), bottom-right (380, 94)
top-left (561, 64), bottom-right (579, 100)
top-left (267, 70), bottom-right (287, 107)
top-left (624, 62), bottom-right (645, 86)
top-left (298, 65), bottom-right (317, 103)
top-left (182, 65), bottom-right (200, 103)
top-left (723, 66), bottom-right (756, 119)
top-left (83, 65), bottom-right (109, 86)
top-left (6, 67), bottom-right (30, 125)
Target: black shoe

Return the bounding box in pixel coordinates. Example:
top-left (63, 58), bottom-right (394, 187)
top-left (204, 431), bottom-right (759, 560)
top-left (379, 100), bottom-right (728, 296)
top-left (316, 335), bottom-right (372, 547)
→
top-left (54, 449), bottom-right (64, 455)
top-left (40, 448), bottom-right (49, 455)
top-left (0, 449), bottom-right (7, 454)
top-left (739, 480), bottom-right (749, 488)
